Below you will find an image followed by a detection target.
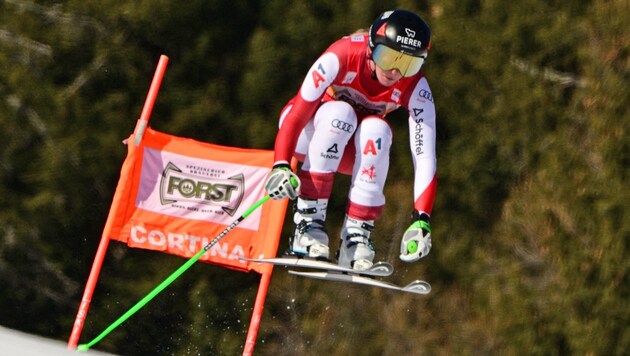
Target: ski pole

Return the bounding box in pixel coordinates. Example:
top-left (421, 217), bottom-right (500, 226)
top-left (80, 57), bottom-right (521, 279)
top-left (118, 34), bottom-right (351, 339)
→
top-left (77, 194), bottom-right (271, 352)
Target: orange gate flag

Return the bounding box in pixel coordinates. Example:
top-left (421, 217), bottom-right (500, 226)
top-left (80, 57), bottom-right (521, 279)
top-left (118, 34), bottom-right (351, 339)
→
top-left (103, 127), bottom-right (288, 273)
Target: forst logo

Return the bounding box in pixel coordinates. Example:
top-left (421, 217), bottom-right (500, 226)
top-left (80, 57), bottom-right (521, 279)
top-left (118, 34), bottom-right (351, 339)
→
top-left (160, 162), bottom-right (244, 216)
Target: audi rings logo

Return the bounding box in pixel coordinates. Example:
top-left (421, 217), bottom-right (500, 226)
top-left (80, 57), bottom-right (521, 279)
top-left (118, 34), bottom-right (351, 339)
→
top-left (418, 89), bottom-right (434, 103)
top-left (331, 119), bottom-right (354, 133)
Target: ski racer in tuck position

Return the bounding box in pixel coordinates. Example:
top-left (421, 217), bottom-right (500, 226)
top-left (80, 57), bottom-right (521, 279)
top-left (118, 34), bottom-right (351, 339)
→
top-left (264, 9), bottom-right (437, 271)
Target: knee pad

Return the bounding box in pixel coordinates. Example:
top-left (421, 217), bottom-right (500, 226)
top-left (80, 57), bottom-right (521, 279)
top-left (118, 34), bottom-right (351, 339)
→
top-left (314, 101), bottom-right (357, 134)
top-left (348, 117), bottom-right (393, 208)
top-left (302, 101), bottom-right (358, 172)
top-left (355, 117), bottom-right (393, 160)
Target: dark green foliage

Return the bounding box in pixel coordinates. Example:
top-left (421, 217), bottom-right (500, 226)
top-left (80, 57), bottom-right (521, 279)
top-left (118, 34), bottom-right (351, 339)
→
top-left (0, 0), bottom-right (627, 355)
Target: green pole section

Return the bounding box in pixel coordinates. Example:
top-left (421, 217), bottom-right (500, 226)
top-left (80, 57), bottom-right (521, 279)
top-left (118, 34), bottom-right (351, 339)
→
top-left (77, 195), bottom-right (270, 352)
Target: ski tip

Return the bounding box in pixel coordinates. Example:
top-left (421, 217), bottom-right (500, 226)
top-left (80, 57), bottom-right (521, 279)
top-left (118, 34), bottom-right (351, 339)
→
top-left (370, 262), bottom-right (394, 276)
top-left (403, 280), bottom-right (431, 294)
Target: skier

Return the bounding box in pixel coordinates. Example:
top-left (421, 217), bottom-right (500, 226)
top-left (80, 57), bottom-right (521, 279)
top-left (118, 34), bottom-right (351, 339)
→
top-left (264, 9), bottom-right (436, 271)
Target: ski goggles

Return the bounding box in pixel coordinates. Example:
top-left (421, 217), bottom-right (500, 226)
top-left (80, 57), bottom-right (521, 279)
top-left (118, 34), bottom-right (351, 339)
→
top-left (371, 44), bottom-right (427, 77)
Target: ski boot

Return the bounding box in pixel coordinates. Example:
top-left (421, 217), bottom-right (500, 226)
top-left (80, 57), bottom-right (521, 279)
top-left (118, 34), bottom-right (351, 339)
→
top-left (337, 215), bottom-right (376, 271)
top-left (286, 197), bottom-right (330, 260)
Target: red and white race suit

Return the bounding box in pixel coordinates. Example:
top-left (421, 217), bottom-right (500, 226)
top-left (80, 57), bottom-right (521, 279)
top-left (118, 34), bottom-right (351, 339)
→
top-left (273, 34), bottom-right (437, 221)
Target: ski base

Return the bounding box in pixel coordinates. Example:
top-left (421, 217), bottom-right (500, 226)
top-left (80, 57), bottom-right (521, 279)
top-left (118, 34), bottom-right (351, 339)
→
top-left (240, 256), bottom-right (394, 277)
top-left (288, 270), bottom-right (431, 295)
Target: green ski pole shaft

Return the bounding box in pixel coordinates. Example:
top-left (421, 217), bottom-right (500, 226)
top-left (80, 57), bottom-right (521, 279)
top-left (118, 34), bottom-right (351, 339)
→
top-left (77, 195), bottom-right (271, 352)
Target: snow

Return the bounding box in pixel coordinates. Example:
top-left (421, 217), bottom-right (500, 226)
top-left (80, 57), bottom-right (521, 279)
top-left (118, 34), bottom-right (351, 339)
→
top-left (0, 326), bottom-right (117, 356)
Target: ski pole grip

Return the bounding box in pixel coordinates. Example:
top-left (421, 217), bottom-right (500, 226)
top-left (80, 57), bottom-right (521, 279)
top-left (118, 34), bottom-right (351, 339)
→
top-left (290, 176), bottom-right (299, 189)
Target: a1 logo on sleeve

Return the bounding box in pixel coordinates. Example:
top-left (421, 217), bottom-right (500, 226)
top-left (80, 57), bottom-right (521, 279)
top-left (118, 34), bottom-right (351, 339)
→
top-left (300, 52), bottom-right (340, 102)
top-left (311, 63), bottom-right (326, 89)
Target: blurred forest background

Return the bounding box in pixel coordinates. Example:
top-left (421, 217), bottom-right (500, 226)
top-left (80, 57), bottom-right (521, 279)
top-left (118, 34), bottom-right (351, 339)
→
top-left (0, 0), bottom-right (628, 355)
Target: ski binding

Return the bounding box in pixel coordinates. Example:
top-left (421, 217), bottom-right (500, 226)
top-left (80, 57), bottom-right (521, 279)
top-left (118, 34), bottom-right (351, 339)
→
top-left (240, 256), bottom-right (393, 277)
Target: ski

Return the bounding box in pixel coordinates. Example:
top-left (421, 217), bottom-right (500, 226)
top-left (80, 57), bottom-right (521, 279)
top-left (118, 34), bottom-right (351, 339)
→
top-left (240, 256), bottom-right (394, 277)
top-left (288, 270), bottom-right (431, 295)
